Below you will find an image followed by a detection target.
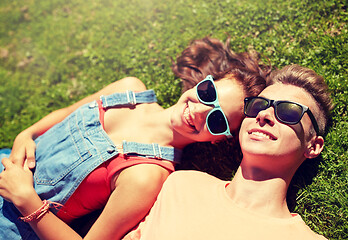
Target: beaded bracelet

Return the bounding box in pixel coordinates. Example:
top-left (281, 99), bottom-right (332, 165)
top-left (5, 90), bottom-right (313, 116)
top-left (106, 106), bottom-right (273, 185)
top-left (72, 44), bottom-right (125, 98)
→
top-left (19, 200), bottom-right (62, 222)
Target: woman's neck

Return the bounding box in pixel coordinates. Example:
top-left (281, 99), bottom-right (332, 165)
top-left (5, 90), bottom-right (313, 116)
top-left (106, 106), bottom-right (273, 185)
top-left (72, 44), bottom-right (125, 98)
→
top-left (140, 106), bottom-right (195, 149)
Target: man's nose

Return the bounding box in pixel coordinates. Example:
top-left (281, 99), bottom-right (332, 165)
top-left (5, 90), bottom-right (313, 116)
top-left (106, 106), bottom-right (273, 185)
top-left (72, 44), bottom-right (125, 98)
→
top-left (255, 107), bottom-right (276, 126)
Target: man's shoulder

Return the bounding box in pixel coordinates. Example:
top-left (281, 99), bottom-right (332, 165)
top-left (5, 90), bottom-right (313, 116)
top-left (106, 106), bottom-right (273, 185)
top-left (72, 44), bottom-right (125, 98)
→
top-left (289, 214), bottom-right (328, 240)
top-left (169, 170), bottom-right (223, 183)
top-left (163, 170), bottom-right (225, 193)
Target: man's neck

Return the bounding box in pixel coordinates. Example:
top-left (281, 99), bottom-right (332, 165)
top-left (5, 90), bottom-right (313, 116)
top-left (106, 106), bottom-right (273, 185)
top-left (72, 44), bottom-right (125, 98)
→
top-left (225, 167), bottom-right (292, 219)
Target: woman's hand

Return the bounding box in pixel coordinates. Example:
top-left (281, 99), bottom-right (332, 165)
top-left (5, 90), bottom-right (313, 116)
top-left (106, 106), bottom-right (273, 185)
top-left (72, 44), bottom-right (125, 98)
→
top-left (6, 77), bottom-right (147, 171)
top-left (10, 130), bottom-right (37, 169)
top-left (0, 158), bottom-right (84, 240)
top-left (0, 157), bottom-right (35, 207)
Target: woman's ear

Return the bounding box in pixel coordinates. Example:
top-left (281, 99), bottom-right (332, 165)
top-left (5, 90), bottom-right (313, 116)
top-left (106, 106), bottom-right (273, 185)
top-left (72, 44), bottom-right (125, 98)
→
top-left (211, 140), bottom-right (220, 145)
top-left (304, 136), bottom-right (324, 159)
top-left (211, 136), bottom-right (228, 145)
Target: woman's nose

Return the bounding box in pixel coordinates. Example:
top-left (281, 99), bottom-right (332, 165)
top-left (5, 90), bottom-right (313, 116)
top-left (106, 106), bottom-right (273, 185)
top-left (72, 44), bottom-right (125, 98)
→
top-left (193, 102), bottom-right (214, 121)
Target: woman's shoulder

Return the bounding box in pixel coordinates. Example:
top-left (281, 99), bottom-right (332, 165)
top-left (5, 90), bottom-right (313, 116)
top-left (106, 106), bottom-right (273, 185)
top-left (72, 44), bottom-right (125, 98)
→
top-left (98, 77), bottom-right (148, 98)
top-left (111, 77), bottom-right (147, 92)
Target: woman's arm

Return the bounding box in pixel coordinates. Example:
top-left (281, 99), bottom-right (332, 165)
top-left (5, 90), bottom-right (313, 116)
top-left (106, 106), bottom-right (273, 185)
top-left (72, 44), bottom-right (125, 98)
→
top-left (85, 164), bottom-right (170, 239)
top-left (10, 77), bottom-right (147, 168)
top-left (0, 158), bottom-right (83, 239)
top-left (0, 158), bottom-right (169, 240)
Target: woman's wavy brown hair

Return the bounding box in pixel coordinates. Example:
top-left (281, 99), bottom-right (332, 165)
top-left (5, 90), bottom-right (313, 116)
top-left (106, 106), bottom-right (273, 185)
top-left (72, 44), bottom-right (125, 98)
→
top-left (171, 37), bottom-right (272, 97)
top-left (173, 37), bottom-right (272, 180)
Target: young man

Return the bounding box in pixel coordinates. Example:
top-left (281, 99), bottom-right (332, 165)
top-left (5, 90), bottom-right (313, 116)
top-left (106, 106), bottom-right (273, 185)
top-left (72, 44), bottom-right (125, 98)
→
top-left (123, 64), bottom-right (333, 240)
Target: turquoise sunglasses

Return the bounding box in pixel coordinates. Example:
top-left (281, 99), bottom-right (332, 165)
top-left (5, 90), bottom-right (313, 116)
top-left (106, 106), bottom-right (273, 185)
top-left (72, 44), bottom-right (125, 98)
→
top-left (195, 75), bottom-right (233, 138)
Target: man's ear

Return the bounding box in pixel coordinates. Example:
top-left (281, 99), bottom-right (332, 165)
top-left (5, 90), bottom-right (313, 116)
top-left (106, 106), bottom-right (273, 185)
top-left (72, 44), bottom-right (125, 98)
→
top-left (304, 136), bottom-right (324, 159)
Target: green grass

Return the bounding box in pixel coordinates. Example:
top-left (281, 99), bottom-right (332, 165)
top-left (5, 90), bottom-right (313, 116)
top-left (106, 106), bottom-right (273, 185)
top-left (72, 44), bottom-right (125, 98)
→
top-left (0, 0), bottom-right (347, 238)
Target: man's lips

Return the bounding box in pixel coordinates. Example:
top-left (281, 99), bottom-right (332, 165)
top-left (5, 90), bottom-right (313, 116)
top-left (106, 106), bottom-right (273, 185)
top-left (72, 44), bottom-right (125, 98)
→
top-left (248, 129), bottom-right (277, 140)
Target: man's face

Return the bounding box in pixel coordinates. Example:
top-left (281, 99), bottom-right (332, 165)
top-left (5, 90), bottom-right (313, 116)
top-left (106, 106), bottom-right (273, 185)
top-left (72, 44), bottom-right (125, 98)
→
top-left (239, 83), bottom-right (321, 173)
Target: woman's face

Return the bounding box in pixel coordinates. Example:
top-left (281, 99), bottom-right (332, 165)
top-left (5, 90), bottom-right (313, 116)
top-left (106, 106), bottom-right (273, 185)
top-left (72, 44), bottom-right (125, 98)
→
top-left (171, 77), bottom-right (245, 143)
top-left (239, 83), bottom-right (321, 172)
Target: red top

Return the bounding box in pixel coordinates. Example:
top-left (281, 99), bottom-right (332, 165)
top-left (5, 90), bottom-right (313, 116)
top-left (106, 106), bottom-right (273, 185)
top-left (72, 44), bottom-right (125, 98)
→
top-left (56, 100), bottom-right (175, 223)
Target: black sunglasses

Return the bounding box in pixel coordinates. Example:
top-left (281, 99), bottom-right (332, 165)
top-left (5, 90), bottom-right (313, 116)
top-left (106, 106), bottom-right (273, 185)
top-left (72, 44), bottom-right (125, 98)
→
top-left (195, 75), bottom-right (233, 138)
top-left (244, 96), bottom-right (320, 135)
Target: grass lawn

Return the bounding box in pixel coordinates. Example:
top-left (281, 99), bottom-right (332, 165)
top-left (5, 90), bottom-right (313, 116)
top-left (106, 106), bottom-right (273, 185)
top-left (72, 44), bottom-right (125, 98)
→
top-left (0, 0), bottom-right (347, 239)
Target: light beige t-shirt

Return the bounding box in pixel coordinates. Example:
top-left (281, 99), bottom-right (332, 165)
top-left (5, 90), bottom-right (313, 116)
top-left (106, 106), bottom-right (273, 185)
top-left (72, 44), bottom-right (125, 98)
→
top-left (123, 171), bottom-right (327, 240)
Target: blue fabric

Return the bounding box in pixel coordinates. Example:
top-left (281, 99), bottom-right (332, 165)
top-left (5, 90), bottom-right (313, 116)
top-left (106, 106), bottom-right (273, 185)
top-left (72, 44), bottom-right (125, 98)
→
top-left (0, 90), bottom-right (182, 239)
top-left (0, 148), bottom-right (11, 161)
top-left (101, 89), bottom-right (157, 108)
top-left (0, 148), bottom-right (11, 173)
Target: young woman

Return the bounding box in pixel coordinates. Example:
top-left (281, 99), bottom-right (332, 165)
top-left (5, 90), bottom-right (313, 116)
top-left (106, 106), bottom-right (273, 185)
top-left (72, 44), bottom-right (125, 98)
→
top-left (0, 37), bottom-right (270, 240)
top-left (122, 64), bottom-right (333, 240)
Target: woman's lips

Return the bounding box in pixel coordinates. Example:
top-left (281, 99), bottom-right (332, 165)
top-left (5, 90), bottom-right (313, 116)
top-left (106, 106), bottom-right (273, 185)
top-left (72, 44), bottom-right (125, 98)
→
top-left (183, 103), bottom-right (196, 130)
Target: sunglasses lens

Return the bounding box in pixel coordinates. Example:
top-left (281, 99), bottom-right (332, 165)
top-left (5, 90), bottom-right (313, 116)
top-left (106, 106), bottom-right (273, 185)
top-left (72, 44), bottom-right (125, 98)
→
top-left (197, 80), bottom-right (217, 103)
top-left (276, 103), bottom-right (303, 124)
top-left (207, 110), bottom-right (228, 134)
top-left (245, 98), bottom-right (269, 117)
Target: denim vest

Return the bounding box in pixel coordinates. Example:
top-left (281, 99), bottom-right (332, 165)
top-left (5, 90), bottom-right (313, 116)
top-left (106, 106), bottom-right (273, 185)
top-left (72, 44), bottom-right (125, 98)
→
top-left (0, 90), bottom-right (182, 239)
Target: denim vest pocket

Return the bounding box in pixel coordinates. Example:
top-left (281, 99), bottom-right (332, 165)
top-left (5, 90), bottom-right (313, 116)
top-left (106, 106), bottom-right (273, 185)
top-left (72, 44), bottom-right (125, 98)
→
top-left (34, 112), bottom-right (92, 186)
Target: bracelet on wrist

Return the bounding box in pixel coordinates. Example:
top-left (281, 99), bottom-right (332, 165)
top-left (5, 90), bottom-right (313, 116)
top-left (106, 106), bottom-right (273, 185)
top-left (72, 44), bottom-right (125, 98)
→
top-left (19, 200), bottom-right (62, 222)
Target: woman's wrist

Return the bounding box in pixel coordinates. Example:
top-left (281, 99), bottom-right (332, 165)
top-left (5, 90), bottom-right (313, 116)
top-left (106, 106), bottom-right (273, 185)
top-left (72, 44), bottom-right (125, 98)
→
top-left (13, 188), bottom-right (42, 215)
top-left (19, 200), bottom-right (51, 222)
top-left (20, 127), bottom-right (37, 140)
top-left (19, 200), bottom-right (62, 222)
